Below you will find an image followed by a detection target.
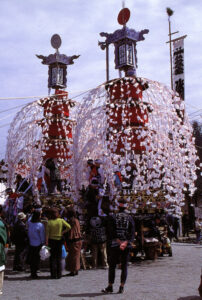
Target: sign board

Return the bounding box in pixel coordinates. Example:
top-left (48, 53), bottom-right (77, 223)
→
top-left (172, 38), bottom-right (185, 100)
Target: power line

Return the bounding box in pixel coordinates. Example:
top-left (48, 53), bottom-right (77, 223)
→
top-left (0, 87), bottom-right (94, 102)
top-left (0, 112), bottom-right (18, 122)
top-left (0, 95), bottom-right (48, 101)
top-left (0, 103), bottom-right (29, 114)
top-left (0, 123), bottom-right (11, 128)
top-left (189, 114), bottom-right (202, 120)
top-left (185, 102), bottom-right (202, 110)
top-left (187, 109), bottom-right (202, 116)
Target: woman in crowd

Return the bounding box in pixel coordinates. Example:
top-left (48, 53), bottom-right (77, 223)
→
top-left (27, 210), bottom-right (45, 279)
top-left (46, 207), bottom-right (71, 279)
top-left (65, 208), bottom-right (82, 276)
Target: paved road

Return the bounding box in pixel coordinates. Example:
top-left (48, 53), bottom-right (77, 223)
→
top-left (3, 244), bottom-right (202, 300)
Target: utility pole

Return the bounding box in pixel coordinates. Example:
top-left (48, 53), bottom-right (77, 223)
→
top-left (166, 8), bottom-right (187, 99)
top-left (166, 8), bottom-right (176, 90)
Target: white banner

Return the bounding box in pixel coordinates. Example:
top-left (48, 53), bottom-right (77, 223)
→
top-left (172, 38), bottom-right (185, 100)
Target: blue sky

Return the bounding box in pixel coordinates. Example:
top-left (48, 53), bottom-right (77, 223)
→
top-left (0, 0), bottom-right (201, 159)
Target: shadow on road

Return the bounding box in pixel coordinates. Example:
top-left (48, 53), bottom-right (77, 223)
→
top-left (4, 275), bottom-right (51, 281)
top-left (177, 296), bottom-right (202, 300)
top-left (59, 293), bottom-right (114, 298)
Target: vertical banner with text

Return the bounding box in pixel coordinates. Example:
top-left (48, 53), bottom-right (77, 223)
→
top-left (172, 38), bottom-right (185, 100)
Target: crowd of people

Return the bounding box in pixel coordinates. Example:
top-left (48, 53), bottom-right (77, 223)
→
top-left (0, 196), bottom-right (137, 295)
top-left (0, 155), bottom-right (136, 295)
top-left (6, 206), bottom-right (81, 279)
top-left (0, 158), bottom-right (201, 296)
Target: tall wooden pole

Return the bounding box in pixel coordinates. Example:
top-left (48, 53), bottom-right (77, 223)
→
top-left (166, 8), bottom-right (174, 90)
top-left (106, 44), bottom-right (109, 82)
top-left (168, 17), bottom-right (173, 90)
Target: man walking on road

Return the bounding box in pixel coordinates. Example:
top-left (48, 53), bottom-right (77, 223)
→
top-left (102, 200), bottom-right (135, 294)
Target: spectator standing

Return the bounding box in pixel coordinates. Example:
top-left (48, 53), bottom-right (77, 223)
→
top-left (87, 215), bottom-right (108, 269)
top-left (65, 208), bottom-right (82, 276)
top-left (173, 215), bottom-right (180, 241)
top-left (165, 213), bottom-right (175, 242)
top-left (46, 208), bottom-right (71, 279)
top-left (182, 211), bottom-right (190, 237)
top-left (27, 210), bottom-right (45, 279)
top-left (12, 212), bottom-right (28, 271)
top-left (102, 201), bottom-right (135, 294)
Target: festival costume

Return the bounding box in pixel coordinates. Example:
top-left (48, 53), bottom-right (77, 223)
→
top-left (37, 166), bottom-right (49, 194)
top-left (46, 159), bottom-right (62, 194)
top-left (114, 171), bottom-right (122, 189)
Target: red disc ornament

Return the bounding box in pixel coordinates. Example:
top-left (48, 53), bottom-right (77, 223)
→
top-left (117, 8), bottom-right (130, 25)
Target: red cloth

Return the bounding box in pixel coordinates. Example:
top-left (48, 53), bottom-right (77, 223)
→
top-left (90, 166), bottom-right (98, 181)
top-left (116, 171), bottom-right (122, 182)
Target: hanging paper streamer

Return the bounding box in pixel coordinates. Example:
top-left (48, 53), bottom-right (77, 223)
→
top-left (6, 77), bottom-right (198, 217)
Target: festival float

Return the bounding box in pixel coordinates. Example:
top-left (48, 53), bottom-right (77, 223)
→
top-left (6, 34), bottom-right (79, 206)
top-left (5, 8), bottom-right (198, 219)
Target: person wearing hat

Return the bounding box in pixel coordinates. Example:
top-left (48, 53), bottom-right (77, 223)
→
top-left (102, 200), bottom-right (135, 294)
top-left (12, 212), bottom-right (28, 271)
